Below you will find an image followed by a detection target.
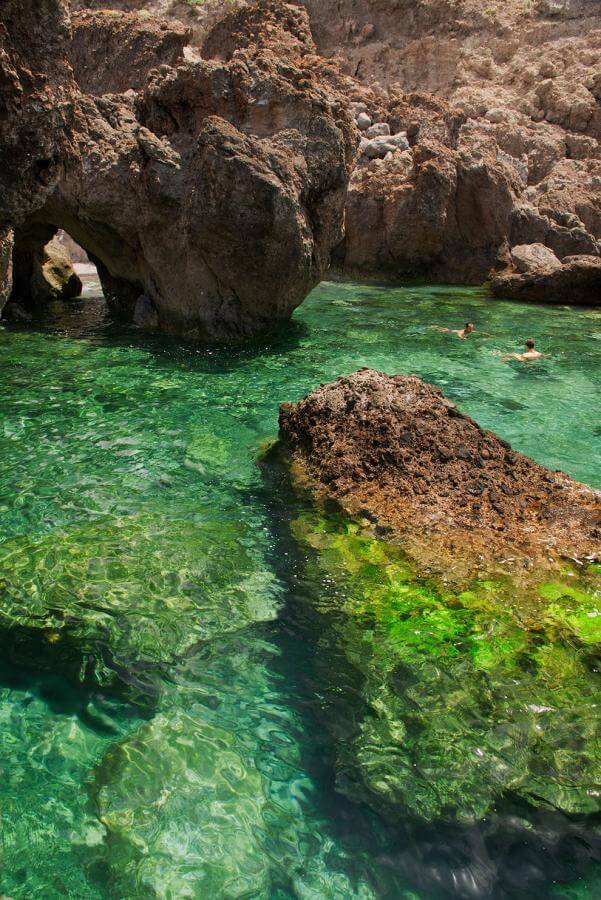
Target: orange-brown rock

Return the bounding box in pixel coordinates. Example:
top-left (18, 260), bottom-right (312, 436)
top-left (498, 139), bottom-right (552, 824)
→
top-left (4, 0), bottom-right (357, 339)
top-left (279, 369), bottom-right (601, 579)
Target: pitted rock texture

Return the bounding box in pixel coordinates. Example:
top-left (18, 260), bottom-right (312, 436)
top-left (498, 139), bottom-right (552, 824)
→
top-left (0, 0), bottom-right (75, 226)
top-left (279, 369), bottom-right (601, 577)
top-left (70, 10), bottom-right (192, 95)
top-left (4, 0), bottom-right (356, 340)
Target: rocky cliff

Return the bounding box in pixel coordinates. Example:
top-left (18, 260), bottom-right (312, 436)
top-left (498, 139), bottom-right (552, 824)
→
top-left (2, 0), bottom-right (600, 329)
top-left (280, 368), bottom-right (601, 580)
top-left (1, 0), bottom-right (356, 338)
top-left (66, 0), bottom-right (601, 296)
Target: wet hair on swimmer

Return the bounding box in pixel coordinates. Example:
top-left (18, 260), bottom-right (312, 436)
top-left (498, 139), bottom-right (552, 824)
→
top-left (525, 339), bottom-right (535, 349)
top-left (465, 322), bottom-right (474, 329)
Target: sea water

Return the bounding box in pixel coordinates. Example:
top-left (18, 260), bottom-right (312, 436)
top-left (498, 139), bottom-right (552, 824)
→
top-left (0, 282), bottom-right (599, 899)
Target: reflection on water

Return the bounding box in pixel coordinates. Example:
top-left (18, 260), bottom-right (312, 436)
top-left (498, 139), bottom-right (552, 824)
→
top-left (0, 282), bottom-right (600, 898)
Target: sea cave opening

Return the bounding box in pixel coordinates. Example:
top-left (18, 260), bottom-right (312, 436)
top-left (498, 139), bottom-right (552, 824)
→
top-left (6, 223), bottom-right (105, 324)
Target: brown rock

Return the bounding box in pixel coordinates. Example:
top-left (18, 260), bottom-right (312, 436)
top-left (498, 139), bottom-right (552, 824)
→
top-left (0, 227), bottom-right (13, 314)
top-left (0, 0), bottom-right (75, 226)
top-left (279, 369), bottom-right (601, 578)
top-left (510, 242), bottom-right (562, 273)
top-left (69, 10), bottom-right (192, 95)
top-left (7, 0), bottom-right (357, 340)
top-left (491, 253), bottom-right (601, 304)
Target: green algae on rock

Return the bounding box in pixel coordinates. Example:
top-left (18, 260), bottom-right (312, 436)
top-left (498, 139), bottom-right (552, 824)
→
top-left (292, 512), bottom-right (601, 823)
top-left (0, 510), bottom-right (280, 695)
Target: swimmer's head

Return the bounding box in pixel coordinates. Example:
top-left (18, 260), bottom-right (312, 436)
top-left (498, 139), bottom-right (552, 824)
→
top-left (465, 323), bottom-right (474, 333)
top-left (525, 339), bottom-right (535, 349)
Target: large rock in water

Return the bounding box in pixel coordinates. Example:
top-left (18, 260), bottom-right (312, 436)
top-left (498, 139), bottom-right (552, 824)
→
top-left (277, 370), bottom-right (601, 854)
top-left (7, 0), bottom-right (356, 339)
top-left (0, 0), bottom-right (75, 311)
top-left (279, 369), bottom-right (601, 579)
top-left (491, 253), bottom-right (601, 305)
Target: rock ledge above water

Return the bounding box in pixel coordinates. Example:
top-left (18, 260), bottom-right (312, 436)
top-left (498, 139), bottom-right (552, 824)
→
top-left (279, 368), bottom-right (601, 579)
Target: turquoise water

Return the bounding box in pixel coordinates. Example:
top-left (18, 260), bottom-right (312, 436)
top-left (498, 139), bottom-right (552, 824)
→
top-left (0, 282), bottom-right (600, 899)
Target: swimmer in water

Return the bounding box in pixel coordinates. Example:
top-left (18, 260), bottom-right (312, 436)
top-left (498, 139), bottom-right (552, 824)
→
top-left (503, 338), bottom-right (546, 361)
top-left (432, 322), bottom-right (475, 338)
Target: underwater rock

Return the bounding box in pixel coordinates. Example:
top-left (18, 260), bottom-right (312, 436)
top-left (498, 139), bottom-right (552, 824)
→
top-left (279, 368), bottom-right (601, 580)
top-left (94, 709), bottom-right (271, 898)
top-left (12, 0), bottom-right (356, 341)
top-left (0, 511), bottom-right (280, 697)
top-left (290, 512), bottom-right (601, 826)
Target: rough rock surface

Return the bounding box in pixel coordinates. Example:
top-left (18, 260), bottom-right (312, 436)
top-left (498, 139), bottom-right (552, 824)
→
top-left (0, 0), bottom-right (75, 306)
top-left (70, 10), bottom-right (192, 95)
top-left (6, 0), bottom-right (601, 315)
top-left (0, 228), bottom-right (13, 313)
top-left (510, 242), bottom-right (563, 274)
top-left (0, 0), bottom-right (74, 225)
top-left (2, 0), bottom-right (356, 339)
top-left (279, 369), bottom-right (601, 578)
top-left (306, 0), bottom-right (601, 285)
top-left (11, 234), bottom-right (82, 307)
top-left (491, 253), bottom-right (601, 304)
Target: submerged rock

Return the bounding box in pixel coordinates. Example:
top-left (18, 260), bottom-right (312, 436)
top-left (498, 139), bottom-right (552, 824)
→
top-left (94, 710), bottom-right (271, 897)
top-left (0, 511), bottom-right (280, 697)
top-left (279, 369), bottom-right (601, 580)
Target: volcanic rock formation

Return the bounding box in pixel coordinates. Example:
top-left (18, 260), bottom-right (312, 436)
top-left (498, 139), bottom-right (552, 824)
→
top-left (1, 0), bottom-right (356, 338)
top-left (279, 368), bottom-right (601, 579)
top-left (3, 0), bottom-right (601, 321)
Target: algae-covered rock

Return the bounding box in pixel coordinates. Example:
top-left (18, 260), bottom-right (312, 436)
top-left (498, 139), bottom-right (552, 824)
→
top-left (94, 709), bottom-right (270, 898)
top-left (292, 512), bottom-right (601, 824)
top-left (0, 511), bottom-right (280, 693)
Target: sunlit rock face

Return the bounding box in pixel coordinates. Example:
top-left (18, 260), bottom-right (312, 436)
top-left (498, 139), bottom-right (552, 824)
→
top-left (0, 1), bottom-right (355, 337)
top-left (6, 1), bottom-right (356, 340)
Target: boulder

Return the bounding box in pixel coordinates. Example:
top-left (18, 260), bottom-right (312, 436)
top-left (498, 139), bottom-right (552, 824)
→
top-left (356, 111), bottom-right (372, 130)
top-left (39, 237), bottom-right (83, 300)
top-left (279, 369), bottom-right (600, 578)
top-left (491, 254), bottom-right (601, 304)
top-left (366, 122), bottom-right (390, 138)
top-left (11, 229), bottom-right (82, 307)
top-left (510, 242), bottom-right (562, 273)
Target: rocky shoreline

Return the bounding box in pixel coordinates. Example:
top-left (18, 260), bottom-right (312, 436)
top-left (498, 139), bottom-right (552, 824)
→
top-left (2, 0), bottom-right (601, 338)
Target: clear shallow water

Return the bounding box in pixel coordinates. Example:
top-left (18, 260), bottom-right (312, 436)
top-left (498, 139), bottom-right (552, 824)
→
top-left (0, 282), bottom-right (600, 899)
